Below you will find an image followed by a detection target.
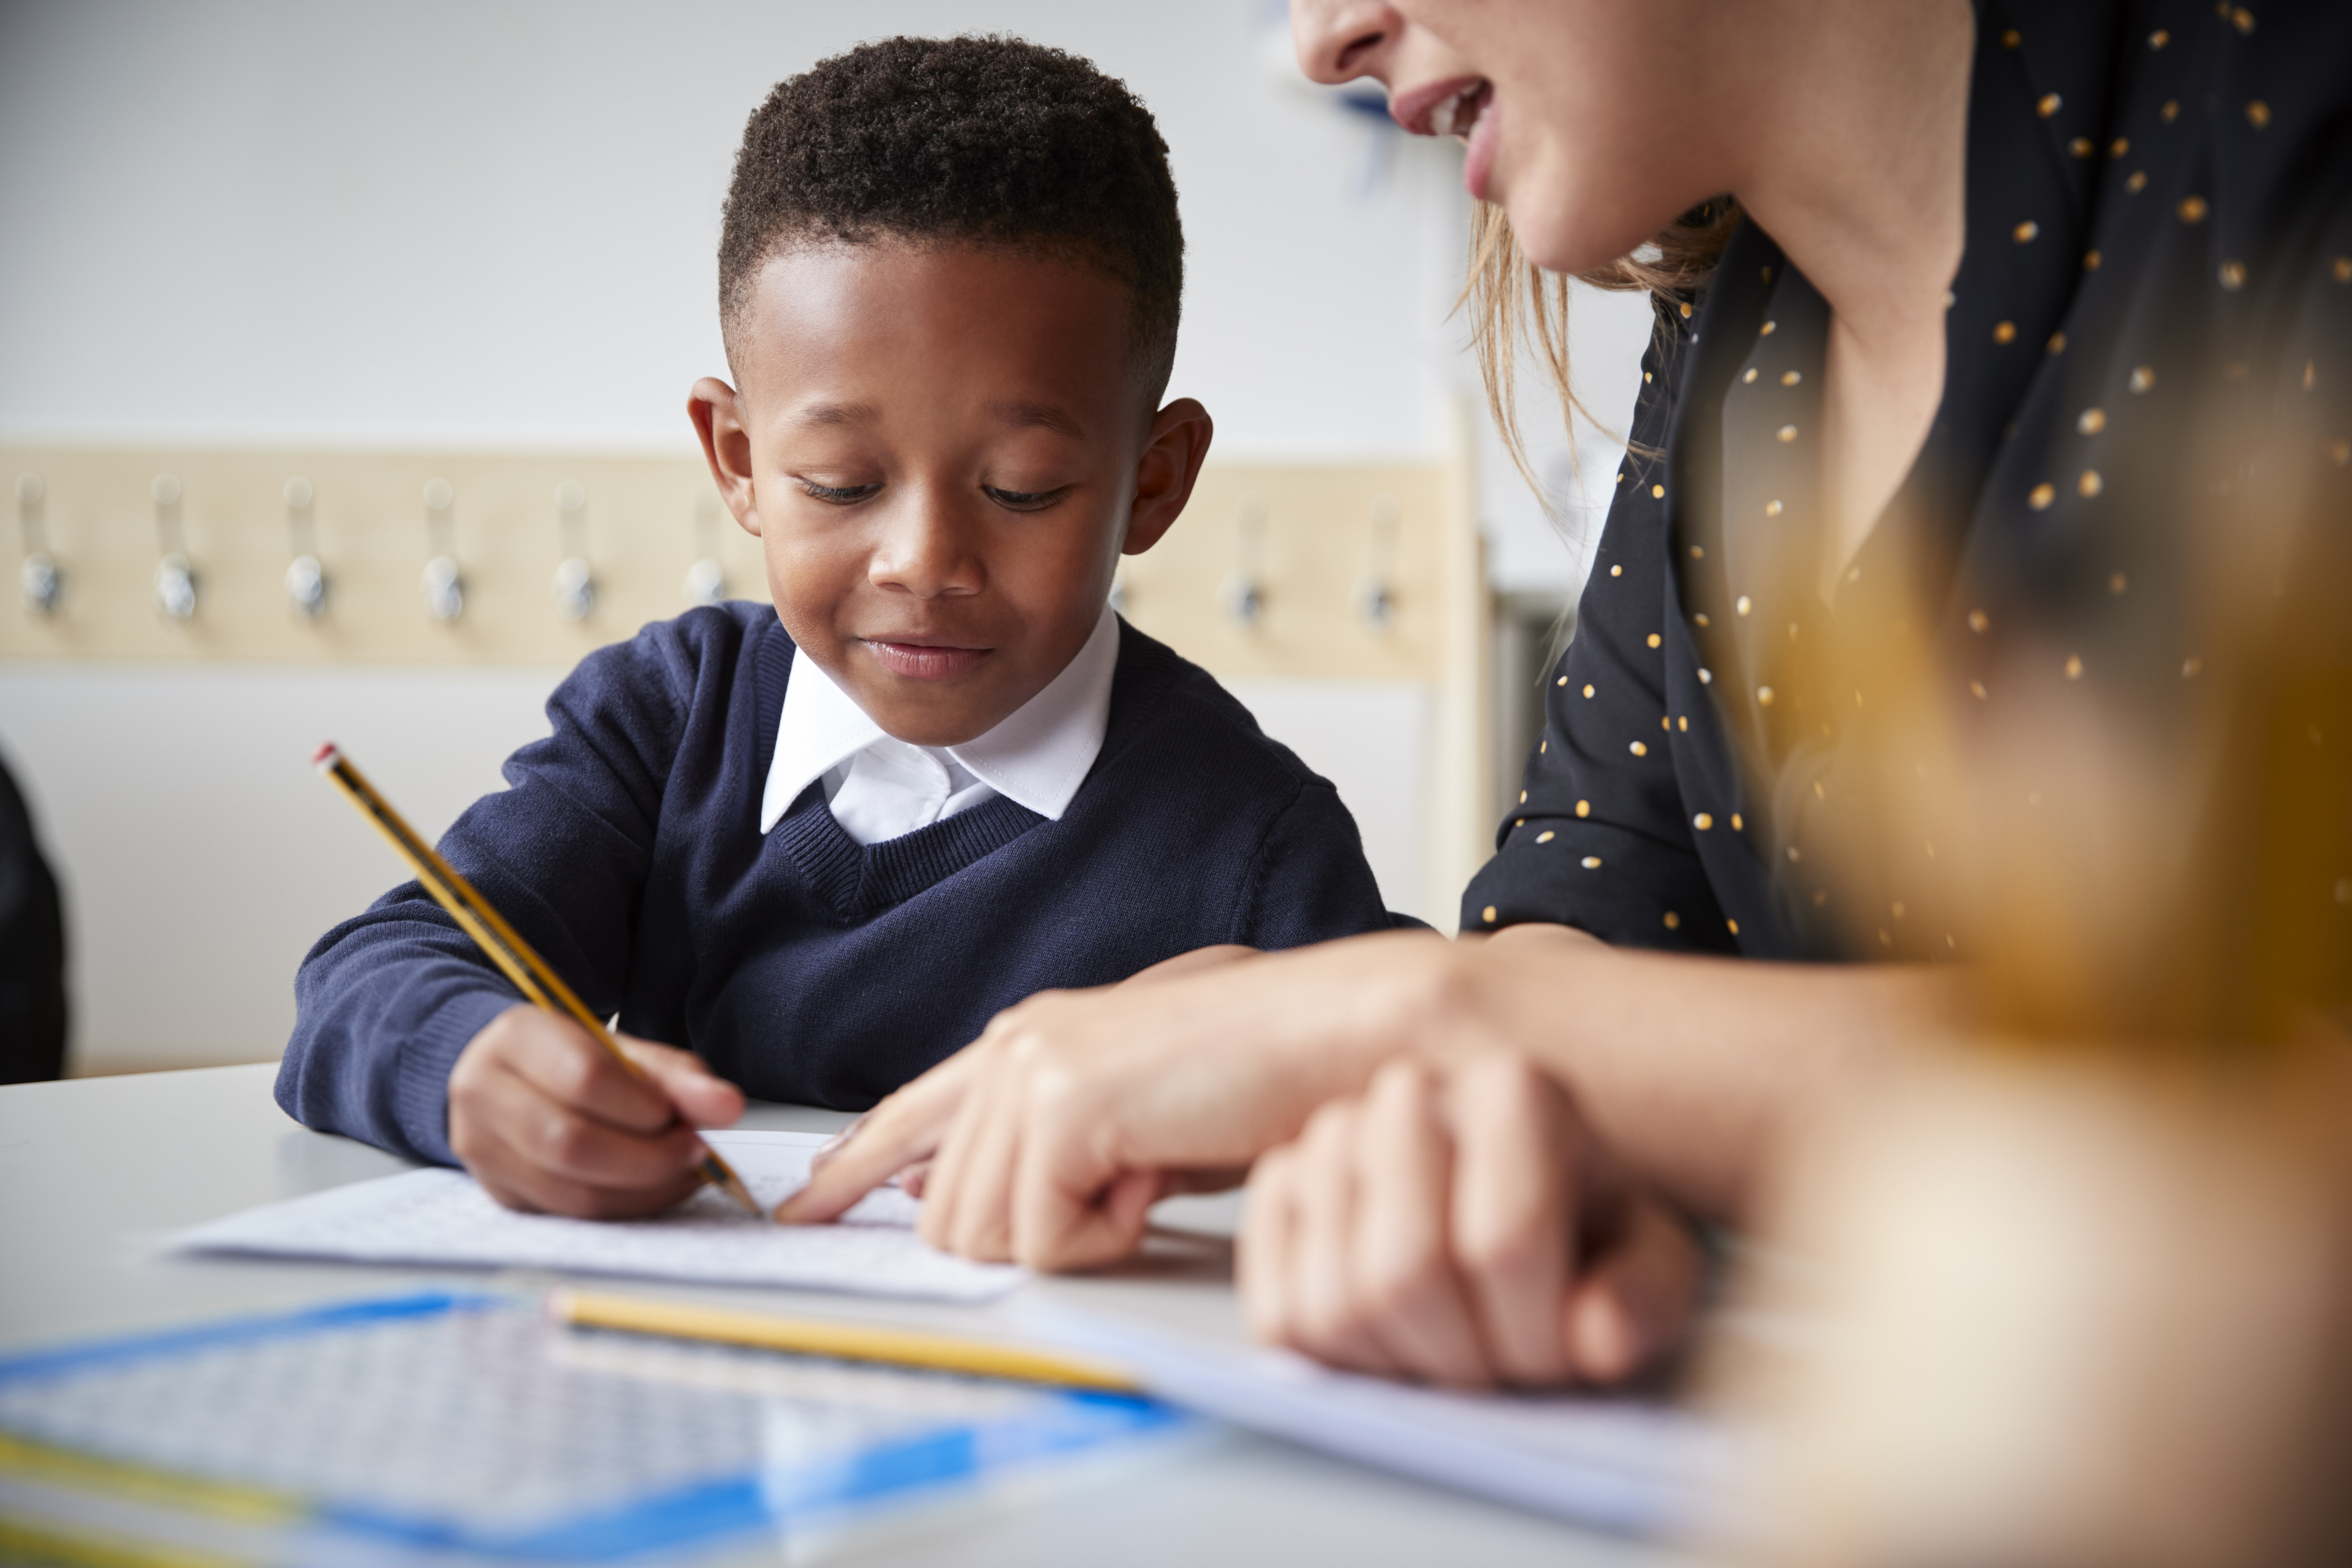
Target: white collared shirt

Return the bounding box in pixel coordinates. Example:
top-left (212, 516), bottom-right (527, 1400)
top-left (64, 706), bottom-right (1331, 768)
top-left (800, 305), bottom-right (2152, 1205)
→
top-left (760, 605), bottom-right (1120, 844)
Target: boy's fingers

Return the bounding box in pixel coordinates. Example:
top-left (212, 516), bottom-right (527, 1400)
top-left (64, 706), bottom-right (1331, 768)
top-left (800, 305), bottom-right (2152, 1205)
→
top-left (503, 1014), bottom-right (676, 1133)
top-left (621, 1038), bottom-right (746, 1129)
top-left (776, 1053), bottom-right (974, 1223)
top-left (474, 1059), bottom-right (708, 1189)
top-left (460, 1109), bottom-right (704, 1219)
top-left (1563, 1196), bottom-right (1704, 1385)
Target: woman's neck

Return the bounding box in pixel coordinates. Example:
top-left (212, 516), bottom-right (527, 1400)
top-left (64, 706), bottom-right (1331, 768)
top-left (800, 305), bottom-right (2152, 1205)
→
top-left (1710, 0), bottom-right (1975, 591)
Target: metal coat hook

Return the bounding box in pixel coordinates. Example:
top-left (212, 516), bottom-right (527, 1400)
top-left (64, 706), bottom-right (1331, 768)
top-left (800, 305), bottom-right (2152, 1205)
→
top-left (682, 489), bottom-right (726, 608)
top-left (552, 481), bottom-right (595, 623)
top-left (17, 472), bottom-right (61, 616)
top-left (283, 476), bottom-right (327, 619)
top-left (421, 478), bottom-right (464, 622)
top-left (151, 473), bottom-right (197, 621)
top-left (1223, 493), bottom-right (1266, 626)
top-left (1356, 493), bottom-right (1399, 630)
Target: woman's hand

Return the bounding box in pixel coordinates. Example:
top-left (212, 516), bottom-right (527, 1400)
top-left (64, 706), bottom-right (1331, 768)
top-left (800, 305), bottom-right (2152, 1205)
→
top-left (447, 1003), bottom-right (745, 1217)
top-left (776, 930), bottom-right (1468, 1260)
top-left (1242, 1054), bottom-right (1703, 1387)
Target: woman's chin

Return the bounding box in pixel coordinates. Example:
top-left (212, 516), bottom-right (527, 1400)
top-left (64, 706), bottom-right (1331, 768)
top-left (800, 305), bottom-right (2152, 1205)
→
top-left (1507, 188), bottom-right (1683, 279)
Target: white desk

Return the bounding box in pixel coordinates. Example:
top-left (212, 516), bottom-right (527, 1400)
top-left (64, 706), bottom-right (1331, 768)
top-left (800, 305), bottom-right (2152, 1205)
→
top-left (0, 1065), bottom-right (1696, 1567)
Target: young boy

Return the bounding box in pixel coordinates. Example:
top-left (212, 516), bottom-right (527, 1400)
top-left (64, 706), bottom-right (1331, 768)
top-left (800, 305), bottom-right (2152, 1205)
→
top-left (276, 36), bottom-right (1400, 1218)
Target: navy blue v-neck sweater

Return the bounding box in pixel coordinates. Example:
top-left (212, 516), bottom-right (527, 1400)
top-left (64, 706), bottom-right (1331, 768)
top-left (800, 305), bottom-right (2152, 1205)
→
top-left (277, 604), bottom-right (1401, 1165)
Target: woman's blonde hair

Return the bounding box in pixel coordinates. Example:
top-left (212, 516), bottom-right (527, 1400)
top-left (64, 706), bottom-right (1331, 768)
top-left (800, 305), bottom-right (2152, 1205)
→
top-left (1462, 197), bottom-right (1740, 501)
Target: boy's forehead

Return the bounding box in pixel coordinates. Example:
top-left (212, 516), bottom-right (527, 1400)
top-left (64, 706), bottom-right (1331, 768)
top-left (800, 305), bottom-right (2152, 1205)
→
top-left (729, 240), bottom-right (1148, 412)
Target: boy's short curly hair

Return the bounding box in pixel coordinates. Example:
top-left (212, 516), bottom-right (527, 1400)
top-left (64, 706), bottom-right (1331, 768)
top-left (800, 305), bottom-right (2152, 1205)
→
top-left (720, 36), bottom-right (1183, 398)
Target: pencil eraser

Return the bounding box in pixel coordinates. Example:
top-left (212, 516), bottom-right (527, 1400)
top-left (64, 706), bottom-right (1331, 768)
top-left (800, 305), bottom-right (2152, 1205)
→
top-left (313, 742), bottom-right (340, 770)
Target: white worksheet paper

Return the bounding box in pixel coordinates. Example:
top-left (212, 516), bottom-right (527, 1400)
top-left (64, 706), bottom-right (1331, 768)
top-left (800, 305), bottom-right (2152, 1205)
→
top-left (1023, 1296), bottom-right (1748, 1538)
top-left (169, 1131), bottom-right (1023, 1303)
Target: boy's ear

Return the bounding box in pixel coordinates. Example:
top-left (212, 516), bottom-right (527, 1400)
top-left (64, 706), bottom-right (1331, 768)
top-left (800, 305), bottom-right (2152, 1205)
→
top-left (1121, 398), bottom-right (1214, 557)
top-left (689, 377), bottom-right (763, 539)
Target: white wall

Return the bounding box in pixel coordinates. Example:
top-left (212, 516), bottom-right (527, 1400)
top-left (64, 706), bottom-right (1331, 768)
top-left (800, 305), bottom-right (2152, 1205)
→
top-left (0, 0), bottom-right (1644, 1070)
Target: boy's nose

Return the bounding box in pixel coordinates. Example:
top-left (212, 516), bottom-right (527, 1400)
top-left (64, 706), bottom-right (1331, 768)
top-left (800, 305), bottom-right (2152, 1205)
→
top-left (867, 499), bottom-right (983, 599)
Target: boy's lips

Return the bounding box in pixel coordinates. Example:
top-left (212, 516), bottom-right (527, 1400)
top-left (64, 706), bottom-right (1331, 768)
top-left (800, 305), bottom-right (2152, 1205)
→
top-left (861, 637), bottom-right (988, 681)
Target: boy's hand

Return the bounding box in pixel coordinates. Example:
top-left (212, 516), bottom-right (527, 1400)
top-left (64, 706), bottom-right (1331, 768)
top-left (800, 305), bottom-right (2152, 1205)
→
top-left (447, 1003), bottom-right (745, 1218)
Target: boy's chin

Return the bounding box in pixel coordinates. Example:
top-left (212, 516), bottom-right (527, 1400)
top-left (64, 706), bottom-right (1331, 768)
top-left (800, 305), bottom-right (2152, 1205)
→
top-left (859, 687), bottom-right (1016, 750)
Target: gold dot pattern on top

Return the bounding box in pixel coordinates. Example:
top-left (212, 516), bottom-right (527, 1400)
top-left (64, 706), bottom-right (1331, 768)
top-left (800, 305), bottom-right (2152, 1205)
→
top-left (1459, 12), bottom-right (2352, 956)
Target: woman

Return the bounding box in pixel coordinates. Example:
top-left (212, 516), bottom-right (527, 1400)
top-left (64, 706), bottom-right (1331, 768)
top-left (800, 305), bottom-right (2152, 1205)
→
top-left (785, 0), bottom-right (2352, 1390)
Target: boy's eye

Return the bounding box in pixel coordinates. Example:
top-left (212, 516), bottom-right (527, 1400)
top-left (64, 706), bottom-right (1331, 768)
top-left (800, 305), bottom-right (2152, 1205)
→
top-left (797, 480), bottom-right (881, 505)
top-left (983, 485), bottom-right (1067, 511)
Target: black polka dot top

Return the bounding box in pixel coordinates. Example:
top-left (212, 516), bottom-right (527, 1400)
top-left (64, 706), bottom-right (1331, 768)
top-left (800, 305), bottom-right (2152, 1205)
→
top-left (1463, 0), bottom-right (2352, 967)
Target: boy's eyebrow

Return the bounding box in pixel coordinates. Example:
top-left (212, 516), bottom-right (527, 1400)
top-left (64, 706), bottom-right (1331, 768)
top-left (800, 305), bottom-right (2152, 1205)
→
top-left (990, 401), bottom-right (1089, 438)
top-left (790, 401), bottom-right (879, 427)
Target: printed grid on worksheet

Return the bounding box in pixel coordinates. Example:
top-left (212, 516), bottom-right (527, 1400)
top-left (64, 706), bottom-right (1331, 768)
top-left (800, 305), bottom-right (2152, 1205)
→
top-left (0, 1296), bottom-right (1165, 1553)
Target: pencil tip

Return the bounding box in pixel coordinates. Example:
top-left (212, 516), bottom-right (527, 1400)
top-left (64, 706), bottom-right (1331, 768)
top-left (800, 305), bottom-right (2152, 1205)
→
top-left (313, 741), bottom-right (340, 769)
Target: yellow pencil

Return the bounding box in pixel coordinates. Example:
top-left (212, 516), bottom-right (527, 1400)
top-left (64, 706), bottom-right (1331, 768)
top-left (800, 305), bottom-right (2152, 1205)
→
top-left (546, 1287), bottom-right (1140, 1393)
top-left (315, 742), bottom-right (763, 1219)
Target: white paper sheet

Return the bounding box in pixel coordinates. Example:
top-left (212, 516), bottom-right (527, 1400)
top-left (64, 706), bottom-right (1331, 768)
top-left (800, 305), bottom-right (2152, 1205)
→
top-left (169, 1131), bottom-right (1024, 1303)
top-left (1022, 1294), bottom-right (1747, 1538)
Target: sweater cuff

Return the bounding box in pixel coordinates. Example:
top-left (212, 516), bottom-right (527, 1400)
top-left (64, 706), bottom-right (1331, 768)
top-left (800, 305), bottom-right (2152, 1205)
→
top-left (394, 988), bottom-right (523, 1167)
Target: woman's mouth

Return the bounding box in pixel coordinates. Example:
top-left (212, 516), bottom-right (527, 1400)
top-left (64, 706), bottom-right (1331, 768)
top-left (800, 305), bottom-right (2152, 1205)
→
top-left (861, 638), bottom-right (987, 682)
top-left (1388, 76), bottom-right (1499, 199)
top-left (1390, 75), bottom-right (1491, 140)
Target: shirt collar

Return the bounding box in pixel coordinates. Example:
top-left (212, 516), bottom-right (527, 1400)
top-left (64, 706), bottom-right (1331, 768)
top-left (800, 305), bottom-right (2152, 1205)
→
top-left (761, 604), bottom-right (1121, 834)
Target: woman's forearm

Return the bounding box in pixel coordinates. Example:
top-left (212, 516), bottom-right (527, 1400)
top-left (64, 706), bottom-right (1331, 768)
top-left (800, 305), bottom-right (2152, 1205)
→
top-left (1442, 925), bottom-right (1964, 1224)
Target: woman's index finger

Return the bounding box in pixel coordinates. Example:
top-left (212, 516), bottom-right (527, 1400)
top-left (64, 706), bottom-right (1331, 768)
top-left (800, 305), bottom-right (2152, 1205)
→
top-left (771, 1064), bottom-right (967, 1224)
